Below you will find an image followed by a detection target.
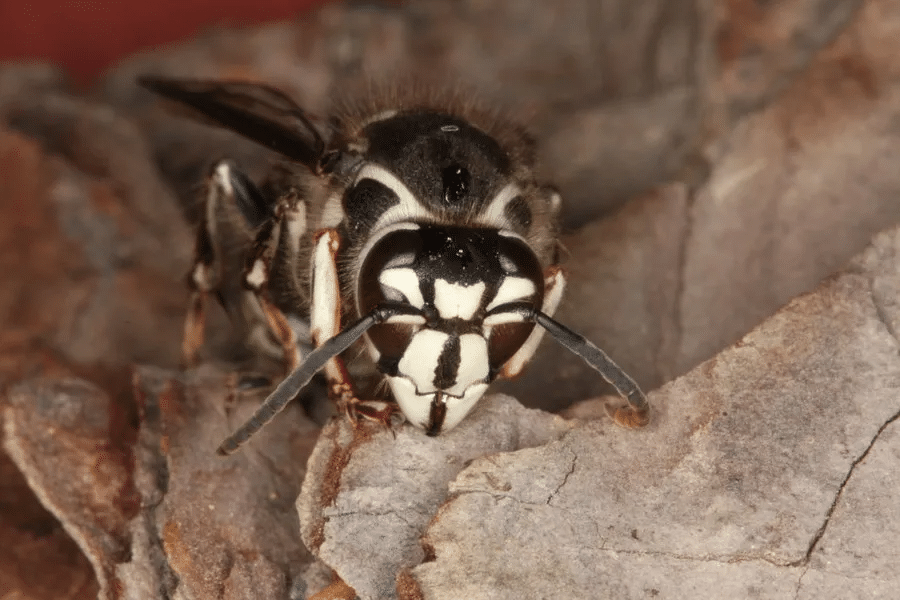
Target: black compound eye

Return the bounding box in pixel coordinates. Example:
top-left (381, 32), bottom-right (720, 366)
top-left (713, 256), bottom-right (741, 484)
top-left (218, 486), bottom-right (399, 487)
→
top-left (441, 163), bottom-right (470, 206)
top-left (488, 322), bottom-right (534, 371)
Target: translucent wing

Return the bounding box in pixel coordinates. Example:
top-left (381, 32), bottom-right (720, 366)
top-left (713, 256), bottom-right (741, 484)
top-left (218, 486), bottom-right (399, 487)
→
top-left (139, 76), bottom-right (327, 170)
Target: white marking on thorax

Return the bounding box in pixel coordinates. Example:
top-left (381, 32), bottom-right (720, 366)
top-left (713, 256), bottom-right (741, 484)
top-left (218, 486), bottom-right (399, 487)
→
top-left (379, 268), bottom-right (425, 308)
top-left (433, 280), bottom-right (486, 320)
top-left (548, 190), bottom-right (562, 215)
top-left (478, 183), bottom-right (521, 228)
top-left (355, 163), bottom-right (430, 232)
top-left (360, 109), bottom-right (399, 128)
top-left (486, 276), bottom-right (536, 312)
top-left (191, 263), bottom-right (212, 290)
top-left (319, 191), bottom-right (344, 229)
top-left (205, 163), bottom-right (230, 240)
top-left (284, 202), bottom-right (307, 255)
top-left (398, 329), bottom-right (449, 394)
top-left (483, 311), bottom-right (527, 329)
top-left (213, 162), bottom-right (234, 196)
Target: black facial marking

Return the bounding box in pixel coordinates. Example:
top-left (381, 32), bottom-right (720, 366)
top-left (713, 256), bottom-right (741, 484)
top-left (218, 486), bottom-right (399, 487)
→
top-left (441, 163), bottom-right (470, 206)
top-left (343, 178), bottom-right (400, 240)
top-left (434, 335), bottom-right (461, 390)
top-left (426, 393), bottom-right (447, 436)
top-left (504, 195), bottom-right (532, 231)
top-left (358, 225), bottom-right (545, 377)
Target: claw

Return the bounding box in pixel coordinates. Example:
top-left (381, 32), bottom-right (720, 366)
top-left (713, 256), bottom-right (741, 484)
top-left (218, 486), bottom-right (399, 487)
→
top-left (605, 402), bottom-right (650, 428)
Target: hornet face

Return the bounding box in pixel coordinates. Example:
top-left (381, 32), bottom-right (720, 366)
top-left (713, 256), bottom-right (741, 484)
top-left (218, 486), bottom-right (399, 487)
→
top-left (358, 224), bottom-right (544, 434)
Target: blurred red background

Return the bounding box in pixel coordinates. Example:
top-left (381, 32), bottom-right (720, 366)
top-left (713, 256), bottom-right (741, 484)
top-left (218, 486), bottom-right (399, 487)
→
top-left (0, 0), bottom-right (325, 85)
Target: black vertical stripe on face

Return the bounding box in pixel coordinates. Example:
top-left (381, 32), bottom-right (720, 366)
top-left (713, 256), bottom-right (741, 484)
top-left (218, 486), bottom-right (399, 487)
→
top-left (426, 392), bottom-right (447, 436)
top-left (433, 334), bottom-right (461, 390)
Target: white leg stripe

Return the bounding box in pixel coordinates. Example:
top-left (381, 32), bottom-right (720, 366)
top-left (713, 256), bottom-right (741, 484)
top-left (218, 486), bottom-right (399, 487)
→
top-left (379, 268), bottom-right (425, 308)
top-left (311, 231), bottom-right (341, 344)
top-left (485, 276), bottom-right (536, 311)
top-left (433, 280), bottom-right (486, 320)
top-left (245, 259), bottom-right (267, 289)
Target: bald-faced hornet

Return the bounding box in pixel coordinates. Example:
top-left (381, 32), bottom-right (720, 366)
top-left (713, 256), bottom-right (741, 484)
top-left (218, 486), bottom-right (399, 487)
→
top-left (140, 77), bottom-right (649, 454)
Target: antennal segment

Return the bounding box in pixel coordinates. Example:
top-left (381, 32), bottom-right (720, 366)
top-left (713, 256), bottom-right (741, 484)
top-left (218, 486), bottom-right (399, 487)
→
top-left (217, 304), bottom-right (419, 455)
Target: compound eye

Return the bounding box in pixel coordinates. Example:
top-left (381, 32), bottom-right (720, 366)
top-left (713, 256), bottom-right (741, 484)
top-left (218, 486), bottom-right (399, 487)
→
top-left (484, 235), bottom-right (545, 372)
top-left (358, 228), bottom-right (427, 361)
top-left (488, 322), bottom-right (535, 371)
top-left (367, 322), bottom-right (418, 364)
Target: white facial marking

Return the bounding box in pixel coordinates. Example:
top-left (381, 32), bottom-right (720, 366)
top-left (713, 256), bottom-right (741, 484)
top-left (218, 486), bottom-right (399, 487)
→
top-left (387, 376), bottom-right (431, 429)
top-left (502, 269), bottom-right (566, 378)
top-left (479, 183), bottom-right (521, 228)
top-left (245, 259), bottom-right (267, 289)
top-left (355, 222), bottom-right (421, 300)
top-left (384, 314), bottom-right (427, 325)
top-left (445, 334), bottom-right (489, 397)
top-left (384, 251), bottom-right (415, 270)
top-left (355, 163), bottom-right (429, 233)
top-left (379, 268), bottom-right (425, 308)
top-left (387, 377), bottom-right (489, 433)
top-left (398, 329), bottom-right (449, 394)
top-left (483, 312), bottom-right (526, 329)
top-left (441, 383), bottom-right (489, 431)
top-left (433, 280), bottom-right (486, 320)
top-left (486, 276), bottom-right (536, 312)
top-left (441, 124), bottom-right (459, 132)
